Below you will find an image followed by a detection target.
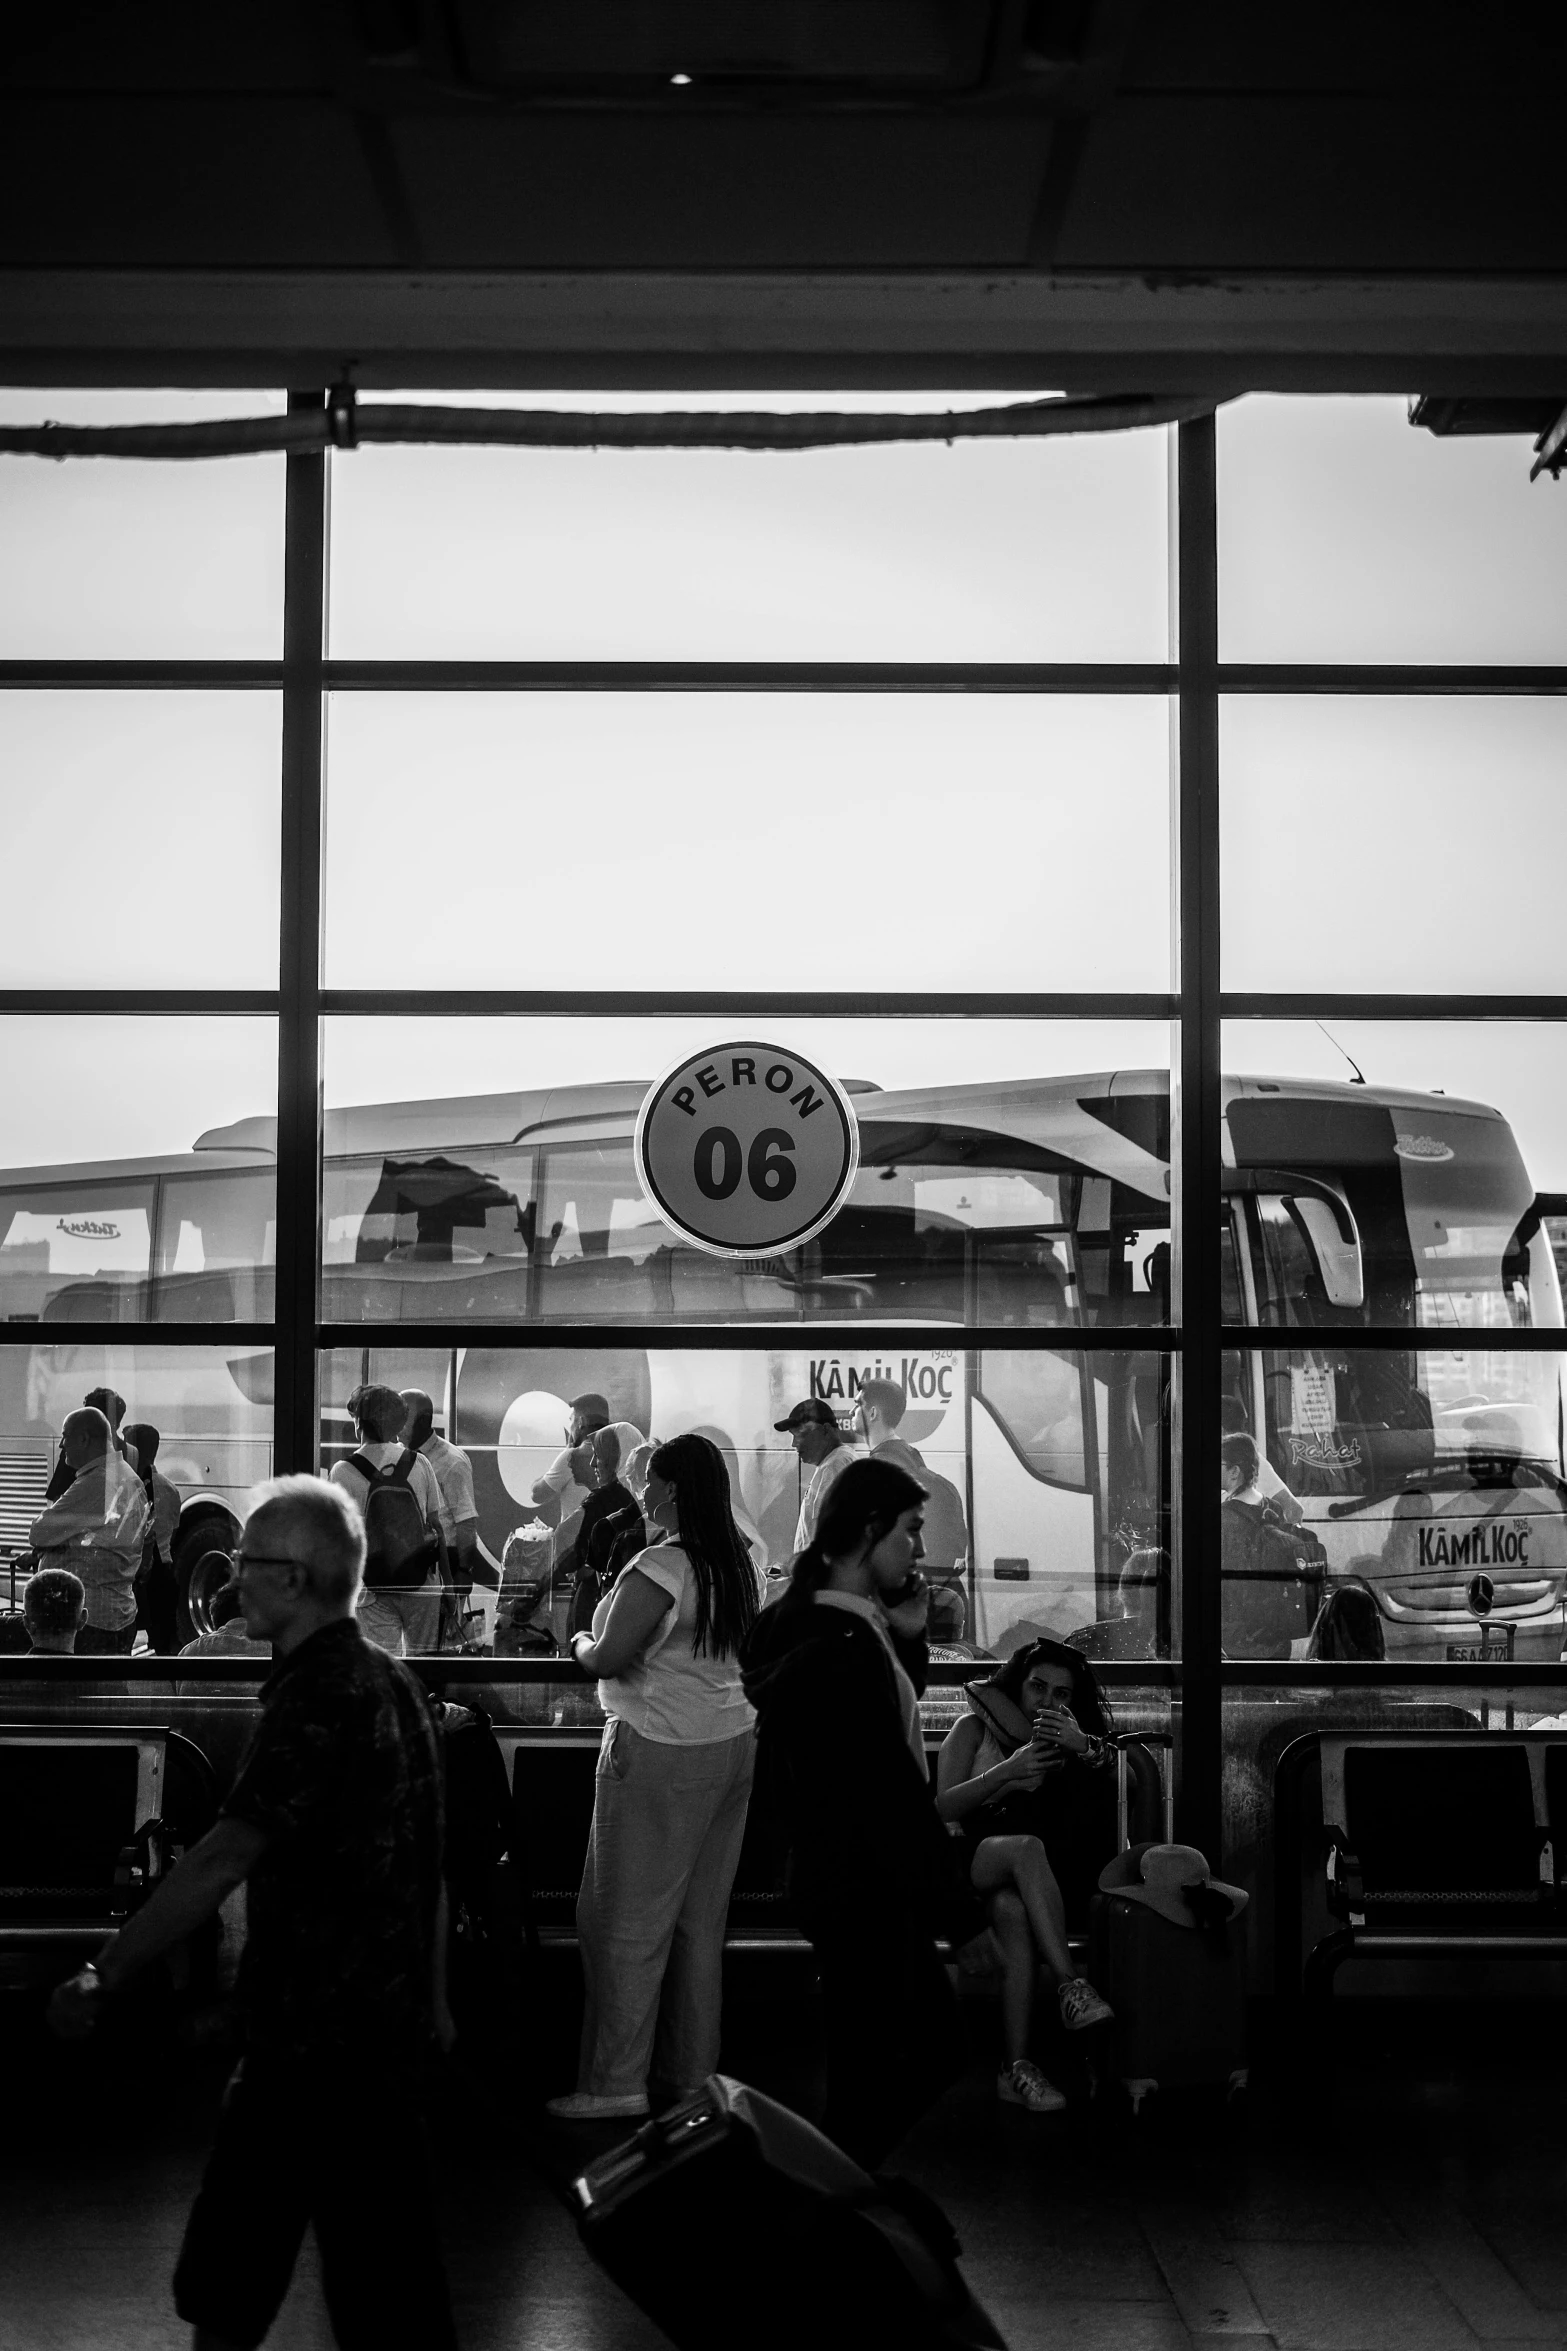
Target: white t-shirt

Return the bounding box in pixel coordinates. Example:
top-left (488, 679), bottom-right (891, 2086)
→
top-left (793, 1441), bottom-right (856, 1553)
top-left (330, 1442), bottom-right (444, 1580)
top-left (594, 1541), bottom-right (755, 1745)
top-left (418, 1433), bottom-right (478, 1545)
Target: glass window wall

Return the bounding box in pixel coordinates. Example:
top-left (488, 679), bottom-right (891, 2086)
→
top-left (0, 693), bottom-right (282, 988)
top-left (319, 1341), bottom-right (1171, 1662)
top-left (320, 1017), bottom-right (1174, 1331)
top-left (14, 384), bottom-right (1567, 1877)
top-left (1218, 394), bottom-right (1567, 666)
top-left (327, 396), bottom-right (1170, 662)
top-left (321, 691), bottom-right (1173, 993)
top-left (0, 391), bottom-right (286, 658)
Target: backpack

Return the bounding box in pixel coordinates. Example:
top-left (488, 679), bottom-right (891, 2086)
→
top-left (1221, 1498), bottom-right (1327, 1659)
top-left (352, 1450), bottom-right (438, 1591)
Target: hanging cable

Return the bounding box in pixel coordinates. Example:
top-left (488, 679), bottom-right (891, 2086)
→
top-left (0, 389), bottom-right (1216, 461)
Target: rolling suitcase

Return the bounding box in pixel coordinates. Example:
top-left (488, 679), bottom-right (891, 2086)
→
top-left (1091, 1846), bottom-right (1249, 2115)
top-left (573, 2074), bottom-right (1008, 2351)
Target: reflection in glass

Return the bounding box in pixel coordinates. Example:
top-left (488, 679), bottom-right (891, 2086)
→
top-left (318, 1343), bottom-right (1169, 1663)
top-left (1222, 698), bottom-right (1567, 995)
top-left (1219, 1342), bottom-right (1567, 1667)
top-left (318, 1064), bottom-right (1173, 1330)
top-left (0, 390), bottom-right (285, 658)
top-left (328, 408), bottom-right (1169, 662)
top-left (1219, 394), bottom-right (1567, 665)
top-left (0, 694), bottom-right (283, 988)
top-left (0, 1022), bottom-right (279, 1325)
top-left (0, 1341), bottom-right (274, 1605)
top-left (323, 693), bottom-right (1172, 992)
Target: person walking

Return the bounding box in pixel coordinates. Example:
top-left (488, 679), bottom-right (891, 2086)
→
top-left (775, 1397), bottom-right (856, 1553)
top-left (740, 1459), bottom-right (987, 2170)
top-left (566, 1421), bottom-right (648, 1639)
top-left (47, 1473), bottom-right (457, 2350)
top-left (549, 1432), bottom-right (760, 2122)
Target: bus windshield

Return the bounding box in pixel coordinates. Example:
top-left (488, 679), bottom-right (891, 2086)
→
top-left (1227, 1090), bottom-right (1559, 1332)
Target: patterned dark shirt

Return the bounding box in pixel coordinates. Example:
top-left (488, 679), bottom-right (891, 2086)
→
top-left (222, 1618), bottom-right (443, 2063)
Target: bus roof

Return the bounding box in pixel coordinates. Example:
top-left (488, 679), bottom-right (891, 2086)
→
top-left (0, 1070), bottom-right (1512, 1191)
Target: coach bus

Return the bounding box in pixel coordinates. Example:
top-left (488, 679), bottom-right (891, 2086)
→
top-left (0, 1070), bottom-right (1561, 1661)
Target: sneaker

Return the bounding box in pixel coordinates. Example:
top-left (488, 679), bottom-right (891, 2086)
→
top-left (544, 2090), bottom-right (651, 2121)
top-left (1058, 1978), bottom-right (1114, 2031)
top-left (997, 2059), bottom-right (1067, 2113)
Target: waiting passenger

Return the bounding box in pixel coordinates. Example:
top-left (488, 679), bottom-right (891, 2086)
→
top-left (936, 1639), bottom-right (1116, 2114)
top-left (1221, 1431), bottom-right (1322, 1660)
top-left (531, 1391), bottom-right (611, 1528)
top-left (40, 1384), bottom-right (137, 1503)
top-left (401, 1388), bottom-right (489, 1598)
top-left (0, 1613), bottom-right (31, 1654)
top-left (331, 1384), bottom-right (446, 1655)
top-left (1306, 1580), bottom-right (1386, 1661)
top-left (1219, 1398), bottom-right (1303, 1524)
top-left (178, 1578), bottom-right (273, 1659)
top-left (48, 1473), bottom-right (458, 2350)
top-left (567, 1422), bottom-right (647, 1638)
top-left (854, 1377), bottom-right (968, 1586)
top-left (124, 1421), bottom-right (181, 1655)
top-left (551, 1433), bottom-right (760, 2121)
top-left (28, 1408), bottom-right (148, 1656)
top-left (776, 1397), bottom-right (856, 1553)
top-left (741, 1460), bottom-right (988, 2169)
top-left (23, 1568), bottom-right (87, 1655)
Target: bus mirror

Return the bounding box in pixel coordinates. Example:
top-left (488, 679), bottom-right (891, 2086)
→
top-left (1289, 1194), bottom-right (1364, 1311)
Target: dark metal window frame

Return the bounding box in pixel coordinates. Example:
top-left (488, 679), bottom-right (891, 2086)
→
top-left (7, 402), bottom-right (1567, 1854)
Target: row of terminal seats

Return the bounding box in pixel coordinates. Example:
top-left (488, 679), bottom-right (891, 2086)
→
top-left (0, 1728), bottom-right (221, 1989)
top-left (1275, 1728), bottom-right (1567, 2005)
top-left (13, 1715), bottom-right (1564, 2025)
top-left (0, 1709), bottom-right (1172, 1991)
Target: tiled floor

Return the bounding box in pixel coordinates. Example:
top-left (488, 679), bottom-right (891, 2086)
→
top-left (1, 1985), bottom-right (1564, 2349)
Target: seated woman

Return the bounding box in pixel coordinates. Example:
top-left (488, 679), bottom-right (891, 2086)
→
top-left (937, 1637), bottom-right (1116, 2113)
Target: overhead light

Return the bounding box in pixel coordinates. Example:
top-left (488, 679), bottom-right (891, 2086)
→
top-left (669, 71), bottom-right (691, 84)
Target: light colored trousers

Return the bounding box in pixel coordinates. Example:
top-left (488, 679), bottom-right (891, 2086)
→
top-left (358, 1579), bottom-right (442, 1655)
top-left (576, 1717), bottom-right (756, 2100)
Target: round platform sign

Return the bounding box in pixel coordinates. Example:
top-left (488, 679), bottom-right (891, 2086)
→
top-left (634, 1040), bottom-right (860, 1259)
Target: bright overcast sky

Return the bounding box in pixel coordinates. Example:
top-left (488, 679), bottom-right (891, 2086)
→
top-left (3, 392), bottom-right (1566, 1180)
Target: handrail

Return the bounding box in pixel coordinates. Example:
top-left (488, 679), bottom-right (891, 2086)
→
top-left (0, 1653), bottom-right (1179, 1687)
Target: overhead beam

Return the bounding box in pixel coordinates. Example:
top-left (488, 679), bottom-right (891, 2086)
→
top-left (4, 271), bottom-right (1567, 391)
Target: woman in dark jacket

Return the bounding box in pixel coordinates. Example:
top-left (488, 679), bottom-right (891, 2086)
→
top-left (740, 1460), bottom-right (985, 2170)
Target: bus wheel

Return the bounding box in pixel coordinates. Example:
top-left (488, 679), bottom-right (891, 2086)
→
top-left (173, 1509), bottom-right (238, 1647)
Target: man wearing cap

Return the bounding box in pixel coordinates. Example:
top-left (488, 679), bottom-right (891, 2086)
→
top-left (776, 1399), bottom-right (856, 1556)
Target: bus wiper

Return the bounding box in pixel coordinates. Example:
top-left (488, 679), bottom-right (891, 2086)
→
top-left (1324, 1453), bottom-right (1559, 1516)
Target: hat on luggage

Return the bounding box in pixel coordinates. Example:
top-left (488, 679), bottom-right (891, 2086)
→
top-left (1097, 1842), bottom-right (1249, 1931)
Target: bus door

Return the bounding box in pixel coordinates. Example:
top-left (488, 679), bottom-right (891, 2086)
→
top-left (968, 1350), bottom-right (1097, 1655)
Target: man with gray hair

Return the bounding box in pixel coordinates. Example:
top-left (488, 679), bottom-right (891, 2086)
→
top-left (48, 1473), bottom-right (456, 2349)
top-left (28, 1407), bottom-right (147, 1655)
